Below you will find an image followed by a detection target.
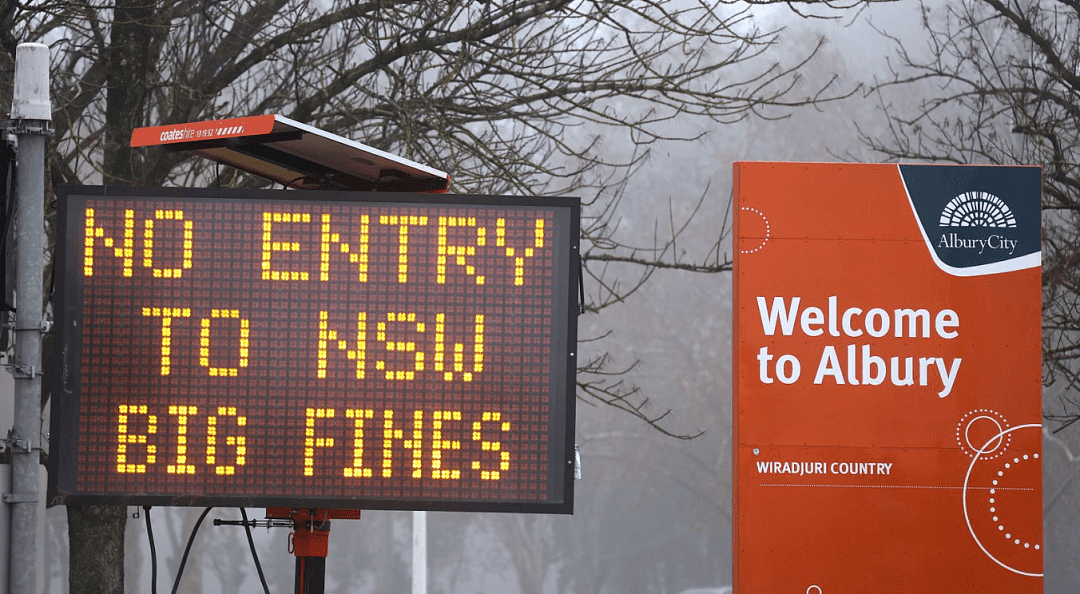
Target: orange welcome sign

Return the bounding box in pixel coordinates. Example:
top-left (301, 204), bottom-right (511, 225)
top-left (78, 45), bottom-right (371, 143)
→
top-left (733, 163), bottom-right (1043, 593)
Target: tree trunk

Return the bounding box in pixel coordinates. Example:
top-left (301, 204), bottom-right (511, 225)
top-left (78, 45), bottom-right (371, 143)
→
top-left (67, 2), bottom-right (168, 592)
top-left (66, 505), bottom-right (126, 594)
top-left (102, 0), bottom-right (167, 185)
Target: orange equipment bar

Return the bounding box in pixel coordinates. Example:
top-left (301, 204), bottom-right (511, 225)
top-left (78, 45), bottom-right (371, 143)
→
top-left (131, 114), bottom-right (450, 193)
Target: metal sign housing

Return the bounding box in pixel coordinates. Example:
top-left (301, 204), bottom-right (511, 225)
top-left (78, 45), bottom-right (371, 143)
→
top-left (49, 185), bottom-right (578, 513)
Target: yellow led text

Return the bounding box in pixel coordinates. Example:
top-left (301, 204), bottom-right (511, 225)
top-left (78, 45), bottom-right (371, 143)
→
top-left (85, 209), bottom-right (192, 278)
top-left (319, 214), bottom-right (370, 282)
top-left (206, 406), bottom-right (247, 475)
top-left (167, 405), bottom-right (198, 475)
top-left (496, 218), bottom-right (545, 286)
top-left (378, 410), bottom-right (424, 478)
top-left (379, 214), bottom-right (428, 283)
top-left (254, 209), bottom-right (545, 285)
top-left (317, 311), bottom-right (483, 382)
top-left (434, 313), bottom-right (484, 382)
top-left (376, 312), bottom-right (425, 381)
top-left (145, 306), bottom-right (255, 377)
top-left (112, 404), bottom-right (511, 480)
top-left (262, 211), bottom-right (311, 281)
top-left (116, 403), bottom-right (157, 473)
top-left (144, 210), bottom-right (194, 278)
top-left (437, 216), bottom-right (486, 285)
top-left (471, 411), bottom-right (512, 480)
top-left (304, 408), bottom-right (336, 477)
top-left (199, 309), bottom-right (250, 377)
top-left (301, 408), bottom-right (506, 480)
top-left (141, 306), bottom-right (192, 375)
top-left (317, 311), bottom-right (367, 379)
top-left (431, 410), bottom-right (463, 479)
top-left (344, 409), bottom-right (375, 478)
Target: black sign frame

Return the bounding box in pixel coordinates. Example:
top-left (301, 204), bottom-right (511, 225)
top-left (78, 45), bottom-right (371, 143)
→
top-left (48, 185), bottom-right (578, 514)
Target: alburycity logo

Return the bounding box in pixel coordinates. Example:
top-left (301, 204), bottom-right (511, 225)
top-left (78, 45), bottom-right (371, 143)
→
top-left (937, 192), bottom-right (1020, 256)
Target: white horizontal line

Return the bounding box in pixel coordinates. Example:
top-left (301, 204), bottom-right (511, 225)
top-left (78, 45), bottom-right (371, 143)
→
top-left (759, 484), bottom-right (1034, 491)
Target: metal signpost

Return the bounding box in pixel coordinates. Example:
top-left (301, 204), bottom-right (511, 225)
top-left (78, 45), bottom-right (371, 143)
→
top-left (7, 42), bottom-right (51, 594)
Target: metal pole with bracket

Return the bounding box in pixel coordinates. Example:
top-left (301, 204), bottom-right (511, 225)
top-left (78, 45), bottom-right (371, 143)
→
top-left (8, 42), bottom-right (50, 594)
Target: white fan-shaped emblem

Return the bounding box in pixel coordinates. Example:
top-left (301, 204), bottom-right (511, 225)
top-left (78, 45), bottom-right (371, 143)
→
top-left (939, 192), bottom-right (1017, 227)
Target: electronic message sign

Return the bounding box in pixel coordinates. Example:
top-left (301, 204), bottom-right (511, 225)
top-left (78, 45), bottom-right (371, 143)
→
top-left (49, 186), bottom-right (578, 513)
top-left (733, 163), bottom-right (1043, 593)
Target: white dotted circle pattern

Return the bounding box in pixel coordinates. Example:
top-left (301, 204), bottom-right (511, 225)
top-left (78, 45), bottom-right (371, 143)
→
top-left (739, 206), bottom-right (770, 254)
top-left (956, 409), bottom-right (1011, 460)
top-left (962, 422), bottom-right (1043, 578)
top-left (991, 452), bottom-right (1040, 551)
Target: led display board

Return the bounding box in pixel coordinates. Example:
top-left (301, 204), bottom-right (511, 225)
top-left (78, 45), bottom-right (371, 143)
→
top-left (49, 186), bottom-right (578, 513)
top-left (733, 163), bottom-right (1043, 593)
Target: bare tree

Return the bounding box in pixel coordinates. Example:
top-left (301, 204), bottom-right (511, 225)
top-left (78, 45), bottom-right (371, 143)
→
top-left (2, 0), bottom-right (859, 591)
top-left (865, 7), bottom-right (1080, 588)
top-left (861, 0), bottom-right (1079, 429)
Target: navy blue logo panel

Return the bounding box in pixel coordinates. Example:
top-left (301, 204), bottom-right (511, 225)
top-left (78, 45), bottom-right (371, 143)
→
top-left (899, 165), bottom-right (1040, 271)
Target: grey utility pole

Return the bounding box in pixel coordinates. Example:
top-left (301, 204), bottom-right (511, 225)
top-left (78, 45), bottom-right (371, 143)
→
top-left (8, 42), bottom-right (50, 594)
top-left (412, 511), bottom-right (427, 594)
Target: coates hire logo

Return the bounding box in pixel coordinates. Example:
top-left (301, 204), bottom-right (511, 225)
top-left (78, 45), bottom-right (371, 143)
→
top-left (158, 124), bottom-right (246, 142)
top-left (899, 165), bottom-right (1041, 277)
